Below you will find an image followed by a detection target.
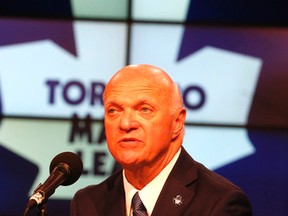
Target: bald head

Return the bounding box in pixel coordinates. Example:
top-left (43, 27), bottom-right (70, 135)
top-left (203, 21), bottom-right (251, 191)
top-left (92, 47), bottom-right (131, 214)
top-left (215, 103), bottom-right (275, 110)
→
top-left (108, 64), bottom-right (173, 85)
top-left (104, 64), bottom-right (184, 112)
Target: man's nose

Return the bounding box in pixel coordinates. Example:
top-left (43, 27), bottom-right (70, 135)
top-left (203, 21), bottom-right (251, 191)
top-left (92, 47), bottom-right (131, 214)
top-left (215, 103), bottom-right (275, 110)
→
top-left (119, 111), bottom-right (139, 132)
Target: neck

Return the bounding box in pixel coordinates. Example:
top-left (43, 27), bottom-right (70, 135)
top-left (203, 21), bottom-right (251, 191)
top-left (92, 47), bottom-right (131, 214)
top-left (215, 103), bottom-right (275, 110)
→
top-left (124, 165), bottom-right (161, 190)
top-left (124, 146), bottom-right (181, 190)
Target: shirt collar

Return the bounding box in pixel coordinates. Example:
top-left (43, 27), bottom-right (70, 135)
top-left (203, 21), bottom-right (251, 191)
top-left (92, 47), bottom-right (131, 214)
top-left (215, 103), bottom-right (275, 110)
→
top-left (123, 148), bottom-right (181, 216)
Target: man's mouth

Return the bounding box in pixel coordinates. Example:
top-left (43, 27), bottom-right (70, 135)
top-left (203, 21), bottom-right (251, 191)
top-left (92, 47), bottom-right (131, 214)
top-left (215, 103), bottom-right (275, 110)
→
top-left (118, 138), bottom-right (142, 146)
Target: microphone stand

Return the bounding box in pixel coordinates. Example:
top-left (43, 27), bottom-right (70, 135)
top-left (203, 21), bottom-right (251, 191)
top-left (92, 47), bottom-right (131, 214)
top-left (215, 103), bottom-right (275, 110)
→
top-left (37, 203), bottom-right (48, 216)
top-left (23, 203), bottom-right (48, 216)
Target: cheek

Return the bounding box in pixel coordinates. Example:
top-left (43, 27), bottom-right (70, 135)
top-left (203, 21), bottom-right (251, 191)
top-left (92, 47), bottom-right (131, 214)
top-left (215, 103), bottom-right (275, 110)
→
top-left (104, 122), bottom-right (117, 144)
top-left (150, 121), bottom-right (173, 142)
top-left (104, 119), bottom-right (115, 133)
top-left (105, 133), bottom-right (118, 158)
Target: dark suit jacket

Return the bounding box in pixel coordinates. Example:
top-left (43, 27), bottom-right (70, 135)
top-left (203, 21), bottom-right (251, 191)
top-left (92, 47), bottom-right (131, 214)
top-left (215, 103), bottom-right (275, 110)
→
top-left (70, 148), bottom-right (252, 216)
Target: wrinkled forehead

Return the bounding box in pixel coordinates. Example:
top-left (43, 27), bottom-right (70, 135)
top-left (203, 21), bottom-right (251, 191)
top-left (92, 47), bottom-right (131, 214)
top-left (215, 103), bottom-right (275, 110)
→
top-left (104, 65), bottom-right (174, 99)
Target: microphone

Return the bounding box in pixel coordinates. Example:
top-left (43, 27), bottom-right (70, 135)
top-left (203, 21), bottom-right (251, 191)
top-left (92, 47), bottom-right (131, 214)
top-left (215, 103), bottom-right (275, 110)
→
top-left (25, 152), bottom-right (83, 210)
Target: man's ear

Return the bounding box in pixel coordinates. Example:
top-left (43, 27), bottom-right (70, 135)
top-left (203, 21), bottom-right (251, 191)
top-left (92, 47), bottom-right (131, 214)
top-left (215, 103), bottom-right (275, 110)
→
top-left (172, 108), bottom-right (186, 140)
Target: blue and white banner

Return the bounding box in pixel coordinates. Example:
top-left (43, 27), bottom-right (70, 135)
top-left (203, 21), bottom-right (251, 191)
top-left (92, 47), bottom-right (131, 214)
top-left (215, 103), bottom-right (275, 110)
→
top-left (0, 1), bottom-right (288, 215)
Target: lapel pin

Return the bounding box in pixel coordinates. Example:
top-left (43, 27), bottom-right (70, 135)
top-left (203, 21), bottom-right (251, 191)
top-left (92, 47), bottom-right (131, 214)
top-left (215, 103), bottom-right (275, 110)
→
top-left (172, 195), bottom-right (184, 206)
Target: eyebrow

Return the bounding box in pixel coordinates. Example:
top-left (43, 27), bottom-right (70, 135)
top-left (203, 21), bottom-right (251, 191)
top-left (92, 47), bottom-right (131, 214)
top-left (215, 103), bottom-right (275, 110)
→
top-left (105, 97), bottom-right (156, 108)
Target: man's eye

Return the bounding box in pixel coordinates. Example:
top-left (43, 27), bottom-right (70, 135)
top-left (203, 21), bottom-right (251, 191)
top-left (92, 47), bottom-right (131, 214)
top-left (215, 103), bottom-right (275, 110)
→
top-left (107, 108), bottom-right (116, 114)
top-left (141, 107), bottom-right (150, 112)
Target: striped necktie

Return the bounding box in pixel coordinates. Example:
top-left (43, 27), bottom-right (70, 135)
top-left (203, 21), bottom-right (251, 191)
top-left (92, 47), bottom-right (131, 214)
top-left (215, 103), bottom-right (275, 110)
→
top-left (132, 192), bottom-right (148, 216)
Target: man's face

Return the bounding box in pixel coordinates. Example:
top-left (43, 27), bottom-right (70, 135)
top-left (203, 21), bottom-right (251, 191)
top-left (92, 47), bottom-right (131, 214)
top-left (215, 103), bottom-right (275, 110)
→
top-left (104, 69), bottom-right (177, 170)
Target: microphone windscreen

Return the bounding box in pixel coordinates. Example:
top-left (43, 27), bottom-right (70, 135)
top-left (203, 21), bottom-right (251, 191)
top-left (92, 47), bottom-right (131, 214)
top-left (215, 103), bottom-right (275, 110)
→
top-left (49, 152), bottom-right (83, 186)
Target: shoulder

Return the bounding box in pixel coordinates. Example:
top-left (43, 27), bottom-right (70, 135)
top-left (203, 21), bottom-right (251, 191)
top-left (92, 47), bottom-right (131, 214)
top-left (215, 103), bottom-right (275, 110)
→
top-left (197, 161), bottom-right (243, 192)
top-left (73, 169), bottom-right (123, 201)
top-left (183, 151), bottom-right (252, 214)
top-left (70, 170), bottom-right (125, 215)
top-left (177, 148), bottom-right (245, 193)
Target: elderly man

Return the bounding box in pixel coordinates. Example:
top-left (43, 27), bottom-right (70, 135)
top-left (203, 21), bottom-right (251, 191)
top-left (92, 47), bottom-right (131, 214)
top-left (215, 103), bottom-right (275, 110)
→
top-left (71, 64), bottom-right (252, 216)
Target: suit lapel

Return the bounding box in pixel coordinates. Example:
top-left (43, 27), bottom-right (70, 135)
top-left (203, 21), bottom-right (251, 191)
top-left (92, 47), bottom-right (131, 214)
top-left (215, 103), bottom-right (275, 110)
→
top-left (151, 148), bottom-right (198, 216)
top-left (96, 172), bottom-right (126, 216)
